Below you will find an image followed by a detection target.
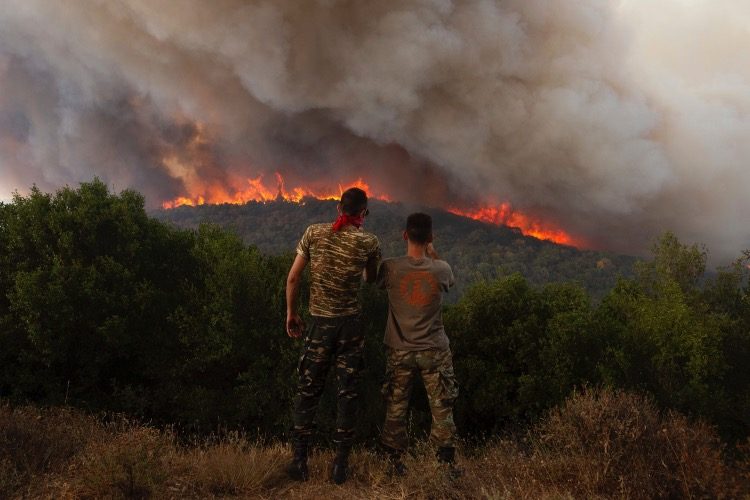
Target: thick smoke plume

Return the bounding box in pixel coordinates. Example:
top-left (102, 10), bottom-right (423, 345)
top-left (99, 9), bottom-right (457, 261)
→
top-left (0, 0), bottom-right (748, 259)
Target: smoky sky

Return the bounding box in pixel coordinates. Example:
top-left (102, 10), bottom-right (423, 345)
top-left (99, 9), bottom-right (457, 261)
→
top-left (0, 0), bottom-right (748, 260)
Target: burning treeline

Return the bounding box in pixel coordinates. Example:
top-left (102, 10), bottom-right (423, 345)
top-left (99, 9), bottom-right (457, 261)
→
top-left (161, 174), bottom-right (386, 210)
top-left (161, 172), bottom-right (581, 247)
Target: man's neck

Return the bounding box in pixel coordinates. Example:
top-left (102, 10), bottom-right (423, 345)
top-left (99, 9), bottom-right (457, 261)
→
top-left (407, 242), bottom-right (427, 259)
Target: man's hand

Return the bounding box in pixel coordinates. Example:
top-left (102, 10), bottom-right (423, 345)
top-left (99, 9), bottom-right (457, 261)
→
top-left (287, 312), bottom-right (305, 338)
top-left (426, 243), bottom-right (439, 260)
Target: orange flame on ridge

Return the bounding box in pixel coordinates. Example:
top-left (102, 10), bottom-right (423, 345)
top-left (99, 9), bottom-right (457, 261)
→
top-left (447, 203), bottom-right (584, 247)
top-left (161, 168), bottom-right (580, 247)
top-left (161, 173), bottom-right (390, 209)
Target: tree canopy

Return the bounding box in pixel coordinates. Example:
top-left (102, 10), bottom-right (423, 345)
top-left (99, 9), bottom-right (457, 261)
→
top-left (1, 181), bottom-right (749, 443)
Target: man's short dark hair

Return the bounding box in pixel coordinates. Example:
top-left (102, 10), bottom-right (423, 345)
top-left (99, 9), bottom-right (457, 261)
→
top-left (340, 187), bottom-right (368, 216)
top-left (406, 213), bottom-right (432, 244)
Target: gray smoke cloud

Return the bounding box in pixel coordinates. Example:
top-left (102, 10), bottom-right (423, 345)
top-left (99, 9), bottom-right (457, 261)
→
top-left (0, 0), bottom-right (748, 259)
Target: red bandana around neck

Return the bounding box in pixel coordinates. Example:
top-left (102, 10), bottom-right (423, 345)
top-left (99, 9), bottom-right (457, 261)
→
top-left (332, 214), bottom-right (364, 232)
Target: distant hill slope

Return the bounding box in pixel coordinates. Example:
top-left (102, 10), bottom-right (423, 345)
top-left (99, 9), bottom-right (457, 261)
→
top-left (153, 199), bottom-right (636, 299)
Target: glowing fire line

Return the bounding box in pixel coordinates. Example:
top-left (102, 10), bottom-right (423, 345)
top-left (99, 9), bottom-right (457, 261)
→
top-left (447, 204), bottom-right (582, 247)
top-left (162, 173), bottom-right (581, 247)
top-left (161, 173), bottom-right (390, 209)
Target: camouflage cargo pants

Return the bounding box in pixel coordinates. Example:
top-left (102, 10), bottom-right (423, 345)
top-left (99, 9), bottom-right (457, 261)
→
top-left (292, 314), bottom-right (364, 448)
top-left (381, 347), bottom-right (459, 452)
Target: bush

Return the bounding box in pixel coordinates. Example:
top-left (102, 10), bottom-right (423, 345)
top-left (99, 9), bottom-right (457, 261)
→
top-left (445, 275), bottom-right (601, 433)
top-left (529, 388), bottom-right (739, 498)
top-left (0, 404), bottom-right (98, 498)
top-left (175, 438), bottom-right (287, 497)
top-left (74, 424), bottom-right (171, 499)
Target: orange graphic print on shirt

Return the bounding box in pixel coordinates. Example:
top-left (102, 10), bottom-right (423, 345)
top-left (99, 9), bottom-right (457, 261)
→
top-left (398, 271), bottom-right (439, 307)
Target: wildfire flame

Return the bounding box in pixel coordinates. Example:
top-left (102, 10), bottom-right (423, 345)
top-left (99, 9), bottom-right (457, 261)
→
top-left (161, 173), bottom-right (391, 209)
top-left (162, 171), bottom-right (580, 247)
top-left (447, 204), bottom-right (584, 247)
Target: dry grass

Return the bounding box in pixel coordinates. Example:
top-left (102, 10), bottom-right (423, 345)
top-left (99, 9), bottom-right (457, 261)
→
top-left (1, 389), bottom-right (748, 499)
top-left (172, 437), bottom-right (289, 497)
top-left (0, 403), bottom-right (104, 498)
top-left (472, 388), bottom-right (746, 499)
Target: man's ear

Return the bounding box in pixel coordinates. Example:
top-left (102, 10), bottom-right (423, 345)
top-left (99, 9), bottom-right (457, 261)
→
top-left (427, 233), bottom-right (434, 243)
top-left (403, 230), bottom-right (409, 241)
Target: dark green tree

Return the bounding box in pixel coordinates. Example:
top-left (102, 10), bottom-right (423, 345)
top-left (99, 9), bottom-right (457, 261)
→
top-left (445, 274), bottom-right (598, 434)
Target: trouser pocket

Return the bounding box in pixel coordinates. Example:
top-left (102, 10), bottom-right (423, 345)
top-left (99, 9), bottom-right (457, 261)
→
top-left (296, 318), bottom-right (317, 376)
top-left (437, 352), bottom-right (459, 406)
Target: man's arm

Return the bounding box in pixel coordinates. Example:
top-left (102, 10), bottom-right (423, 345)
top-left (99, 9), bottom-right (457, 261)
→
top-left (375, 260), bottom-right (389, 289)
top-left (364, 254), bottom-right (378, 284)
top-left (363, 239), bottom-right (381, 284)
top-left (286, 254), bottom-right (308, 338)
top-left (426, 242), bottom-right (440, 260)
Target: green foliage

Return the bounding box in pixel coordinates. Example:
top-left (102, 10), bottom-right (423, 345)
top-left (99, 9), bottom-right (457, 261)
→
top-left (593, 235), bottom-right (750, 440)
top-left (1, 181), bottom-right (193, 404)
top-left (445, 275), bottom-right (599, 433)
top-left (597, 280), bottom-right (722, 414)
top-left (1, 181), bottom-right (749, 444)
top-left (442, 230), bottom-right (750, 441)
top-left (0, 180), bottom-right (297, 434)
top-left (634, 230), bottom-right (707, 295)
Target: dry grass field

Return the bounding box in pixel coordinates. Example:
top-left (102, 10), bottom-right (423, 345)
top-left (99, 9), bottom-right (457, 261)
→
top-left (2, 389), bottom-right (748, 499)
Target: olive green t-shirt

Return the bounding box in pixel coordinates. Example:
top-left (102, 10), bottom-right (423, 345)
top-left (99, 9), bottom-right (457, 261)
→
top-left (296, 222), bottom-right (380, 318)
top-left (377, 256), bottom-right (455, 350)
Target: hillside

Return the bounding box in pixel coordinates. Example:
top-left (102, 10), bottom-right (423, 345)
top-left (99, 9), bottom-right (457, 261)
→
top-left (154, 198), bottom-right (637, 299)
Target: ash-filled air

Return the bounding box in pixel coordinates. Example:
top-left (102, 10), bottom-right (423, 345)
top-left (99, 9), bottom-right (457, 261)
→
top-left (0, 0), bottom-right (748, 259)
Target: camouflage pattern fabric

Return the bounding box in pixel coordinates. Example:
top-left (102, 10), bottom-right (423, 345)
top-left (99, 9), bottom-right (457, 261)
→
top-left (296, 223), bottom-right (380, 318)
top-left (381, 347), bottom-right (459, 452)
top-left (292, 314), bottom-right (365, 448)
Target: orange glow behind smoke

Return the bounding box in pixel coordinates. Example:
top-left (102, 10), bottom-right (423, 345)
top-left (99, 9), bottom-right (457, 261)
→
top-left (163, 173), bottom-right (580, 247)
top-left (447, 204), bottom-right (583, 247)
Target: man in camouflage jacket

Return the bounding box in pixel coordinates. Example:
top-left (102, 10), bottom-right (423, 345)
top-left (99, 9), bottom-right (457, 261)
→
top-left (285, 187), bottom-right (380, 484)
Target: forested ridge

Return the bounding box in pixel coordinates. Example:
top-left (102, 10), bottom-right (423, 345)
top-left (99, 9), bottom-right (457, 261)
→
top-left (154, 197), bottom-right (637, 301)
top-left (1, 180), bottom-right (749, 446)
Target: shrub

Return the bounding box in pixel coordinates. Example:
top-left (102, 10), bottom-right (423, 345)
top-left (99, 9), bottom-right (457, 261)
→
top-left (445, 275), bottom-right (599, 433)
top-left (73, 424), bottom-right (171, 499)
top-left (529, 388), bottom-right (740, 498)
top-left (0, 404), bottom-right (97, 497)
top-left (175, 437), bottom-right (286, 497)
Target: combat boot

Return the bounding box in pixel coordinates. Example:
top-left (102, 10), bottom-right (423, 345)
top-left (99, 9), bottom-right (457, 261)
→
top-left (436, 446), bottom-right (463, 479)
top-left (286, 443), bottom-right (309, 481)
top-left (331, 446), bottom-right (350, 485)
top-left (380, 444), bottom-right (407, 477)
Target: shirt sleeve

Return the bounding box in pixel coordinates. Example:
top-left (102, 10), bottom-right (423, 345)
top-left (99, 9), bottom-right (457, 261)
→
top-left (368, 237), bottom-right (382, 265)
top-left (295, 226), bottom-right (313, 260)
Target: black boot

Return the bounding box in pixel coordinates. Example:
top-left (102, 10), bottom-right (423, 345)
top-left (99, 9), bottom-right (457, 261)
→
top-left (436, 446), bottom-right (463, 479)
top-left (331, 447), bottom-right (350, 485)
top-left (286, 443), bottom-right (309, 482)
top-left (380, 444), bottom-right (407, 477)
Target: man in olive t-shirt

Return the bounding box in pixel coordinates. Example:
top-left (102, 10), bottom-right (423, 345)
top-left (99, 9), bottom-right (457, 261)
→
top-left (376, 212), bottom-right (460, 476)
top-left (285, 187), bottom-right (380, 484)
